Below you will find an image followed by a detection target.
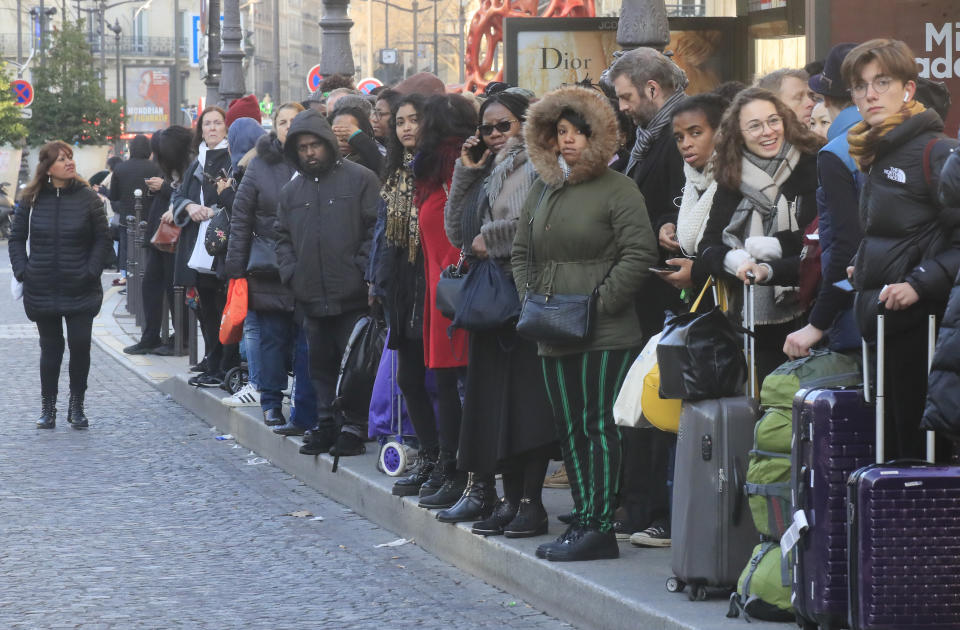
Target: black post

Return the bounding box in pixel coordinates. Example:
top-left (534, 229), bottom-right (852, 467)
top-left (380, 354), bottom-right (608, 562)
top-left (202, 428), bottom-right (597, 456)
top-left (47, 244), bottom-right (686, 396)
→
top-left (136, 219), bottom-right (147, 326)
top-left (173, 286), bottom-right (188, 356)
top-left (161, 292), bottom-right (170, 344)
top-left (110, 19), bottom-right (122, 100)
top-left (432, 0), bottom-right (438, 74)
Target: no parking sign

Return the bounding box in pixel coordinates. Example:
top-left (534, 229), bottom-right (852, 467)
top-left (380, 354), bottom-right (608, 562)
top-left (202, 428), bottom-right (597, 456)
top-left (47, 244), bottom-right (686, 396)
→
top-left (11, 79), bottom-right (33, 107)
top-left (356, 77), bottom-right (383, 95)
top-left (306, 65), bottom-right (324, 93)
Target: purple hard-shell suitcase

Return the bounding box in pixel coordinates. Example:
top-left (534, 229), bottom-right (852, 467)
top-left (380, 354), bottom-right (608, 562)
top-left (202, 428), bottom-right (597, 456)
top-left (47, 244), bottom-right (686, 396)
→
top-left (791, 387), bottom-right (874, 630)
top-left (845, 313), bottom-right (960, 630)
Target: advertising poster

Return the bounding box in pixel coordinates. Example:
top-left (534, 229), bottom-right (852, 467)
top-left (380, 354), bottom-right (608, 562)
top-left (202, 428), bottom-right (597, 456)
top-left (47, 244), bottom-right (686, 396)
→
top-left (124, 66), bottom-right (172, 134)
top-left (504, 17), bottom-right (747, 96)
top-left (828, 0), bottom-right (959, 136)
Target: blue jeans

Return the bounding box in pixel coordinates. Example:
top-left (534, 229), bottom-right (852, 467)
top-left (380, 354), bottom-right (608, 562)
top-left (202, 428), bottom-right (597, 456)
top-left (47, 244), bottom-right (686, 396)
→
top-left (290, 324), bottom-right (318, 428)
top-left (242, 311), bottom-right (261, 389)
top-left (255, 309), bottom-right (294, 412)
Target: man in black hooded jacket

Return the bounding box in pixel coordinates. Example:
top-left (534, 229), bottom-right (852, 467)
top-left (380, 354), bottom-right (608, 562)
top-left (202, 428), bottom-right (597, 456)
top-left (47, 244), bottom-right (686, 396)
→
top-left (275, 109), bottom-right (380, 457)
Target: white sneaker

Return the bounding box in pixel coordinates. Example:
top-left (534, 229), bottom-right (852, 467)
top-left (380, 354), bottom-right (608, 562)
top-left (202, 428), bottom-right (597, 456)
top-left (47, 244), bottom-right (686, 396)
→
top-left (222, 383), bottom-right (260, 407)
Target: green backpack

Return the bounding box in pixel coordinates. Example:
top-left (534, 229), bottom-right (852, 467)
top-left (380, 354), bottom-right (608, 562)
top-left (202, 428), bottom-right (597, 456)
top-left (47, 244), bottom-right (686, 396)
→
top-left (745, 350), bottom-right (861, 539)
top-left (727, 542), bottom-right (794, 622)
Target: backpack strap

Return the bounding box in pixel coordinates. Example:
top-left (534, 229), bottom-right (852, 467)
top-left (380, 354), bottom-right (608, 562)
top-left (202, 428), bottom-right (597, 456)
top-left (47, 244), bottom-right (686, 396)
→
top-left (922, 137), bottom-right (938, 189)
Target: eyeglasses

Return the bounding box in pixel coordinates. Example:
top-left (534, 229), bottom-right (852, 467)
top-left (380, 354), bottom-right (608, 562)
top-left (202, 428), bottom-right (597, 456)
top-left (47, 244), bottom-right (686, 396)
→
top-left (741, 115), bottom-right (783, 138)
top-left (478, 120), bottom-right (518, 136)
top-left (848, 75), bottom-right (894, 99)
top-left (372, 110), bottom-right (389, 120)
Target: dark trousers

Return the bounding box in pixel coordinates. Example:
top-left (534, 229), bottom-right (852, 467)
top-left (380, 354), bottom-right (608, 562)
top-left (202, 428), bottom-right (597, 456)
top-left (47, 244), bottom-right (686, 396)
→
top-left (140, 247), bottom-right (176, 346)
top-left (290, 324), bottom-right (318, 429)
top-left (196, 276), bottom-right (227, 374)
top-left (394, 335), bottom-right (462, 461)
top-left (542, 349), bottom-right (635, 532)
top-left (116, 225), bottom-right (127, 273)
top-left (304, 310), bottom-right (367, 437)
top-left (36, 312), bottom-right (96, 398)
top-left (256, 309), bottom-right (294, 411)
top-left (620, 427), bottom-right (676, 531)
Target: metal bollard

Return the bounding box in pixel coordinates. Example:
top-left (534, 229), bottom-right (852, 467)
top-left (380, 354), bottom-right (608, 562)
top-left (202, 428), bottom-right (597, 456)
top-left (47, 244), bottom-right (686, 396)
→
top-left (161, 291), bottom-right (170, 344)
top-left (188, 294), bottom-right (199, 366)
top-left (136, 219), bottom-right (147, 326)
top-left (173, 286), bottom-right (189, 357)
top-left (125, 214), bottom-right (137, 316)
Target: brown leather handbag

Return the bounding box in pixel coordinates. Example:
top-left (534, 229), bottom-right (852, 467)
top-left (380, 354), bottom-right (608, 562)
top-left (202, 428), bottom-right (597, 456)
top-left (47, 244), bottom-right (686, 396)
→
top-left (150, 222), bottom-right (181, 253)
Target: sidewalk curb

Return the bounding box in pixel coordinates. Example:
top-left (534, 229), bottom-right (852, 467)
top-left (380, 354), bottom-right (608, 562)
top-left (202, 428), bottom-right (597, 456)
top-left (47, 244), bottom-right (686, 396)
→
top-left (156, 374), bottom-right (758, 630)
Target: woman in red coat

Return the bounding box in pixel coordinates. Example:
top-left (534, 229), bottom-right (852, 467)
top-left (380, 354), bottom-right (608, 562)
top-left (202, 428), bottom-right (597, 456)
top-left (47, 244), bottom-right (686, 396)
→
top-left (413, 94), bottom-right (475, 507)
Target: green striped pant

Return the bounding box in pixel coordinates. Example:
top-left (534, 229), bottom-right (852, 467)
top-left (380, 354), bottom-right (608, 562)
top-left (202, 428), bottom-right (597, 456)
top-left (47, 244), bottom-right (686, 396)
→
top-left (541, 348), bottom-right (636, 532)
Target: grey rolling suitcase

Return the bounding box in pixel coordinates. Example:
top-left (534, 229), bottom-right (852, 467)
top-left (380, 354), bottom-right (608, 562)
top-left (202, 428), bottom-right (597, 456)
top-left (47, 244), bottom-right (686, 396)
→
top-left (668, 282), bottom-right (760, 601)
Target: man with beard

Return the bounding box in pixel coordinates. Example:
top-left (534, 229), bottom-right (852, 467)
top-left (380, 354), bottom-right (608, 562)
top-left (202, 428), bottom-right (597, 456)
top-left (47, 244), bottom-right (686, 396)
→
top-left (274, 109), bottom-right (380, 457)
top-left (606, 47), bottom-right (688, 549)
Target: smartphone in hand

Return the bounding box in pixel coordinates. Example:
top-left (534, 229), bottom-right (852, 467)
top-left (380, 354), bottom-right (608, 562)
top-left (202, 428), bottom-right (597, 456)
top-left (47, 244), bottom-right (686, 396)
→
top-left (650, 265), bottom-right (682, 273)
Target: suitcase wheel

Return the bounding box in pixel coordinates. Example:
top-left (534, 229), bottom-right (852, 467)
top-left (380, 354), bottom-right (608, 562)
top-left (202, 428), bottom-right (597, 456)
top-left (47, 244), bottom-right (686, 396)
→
top-left (665, 577), bottom-right (685, 593)
top-left (688, 584), bottom-right (708, 602)
top-left (379, 441), bottom-right (409, 477)
top-left (223, 366), bottom-right (247, 394)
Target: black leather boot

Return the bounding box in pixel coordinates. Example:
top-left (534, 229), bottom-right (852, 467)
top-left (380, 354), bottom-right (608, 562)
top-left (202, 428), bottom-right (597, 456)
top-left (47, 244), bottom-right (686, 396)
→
top-left (436, 473), bottom-right (498, 523)
top-left (471, 497), bottom-right (519, 536)
top-left (392, 449), bottom-right (438, 497)
top-left (503, 498), bottom-right (548, 538)
top-left (419, 460), bottom-right (467, 509)
top-left (299, 426), bottom-right (337, 455)
top-left (36, 395), bottom-right (56, 429)
top-left (544, 527), bottom-right (619, 562)
top-left (67, 392), bottom-right (89, 429)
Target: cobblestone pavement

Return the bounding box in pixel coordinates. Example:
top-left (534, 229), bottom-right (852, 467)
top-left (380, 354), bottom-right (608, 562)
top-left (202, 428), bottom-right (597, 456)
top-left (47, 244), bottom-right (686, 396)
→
top-left (0, 247), bottom-right (571, 630)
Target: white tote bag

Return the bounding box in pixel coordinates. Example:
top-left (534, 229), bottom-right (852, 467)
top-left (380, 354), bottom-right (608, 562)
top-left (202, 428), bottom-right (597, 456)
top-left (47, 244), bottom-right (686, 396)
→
top-left (613, 332), bottom-right (662, 428)
top-left (187, 218), bottom-right (215, 273)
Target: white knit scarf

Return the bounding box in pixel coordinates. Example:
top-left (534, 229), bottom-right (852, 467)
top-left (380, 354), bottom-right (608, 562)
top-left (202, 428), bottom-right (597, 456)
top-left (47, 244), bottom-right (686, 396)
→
top-left (675, 160), bottom-right (717, 256)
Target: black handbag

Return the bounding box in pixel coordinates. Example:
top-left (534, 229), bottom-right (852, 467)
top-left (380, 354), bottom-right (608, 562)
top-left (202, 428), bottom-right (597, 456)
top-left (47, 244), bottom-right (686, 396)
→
top-left (334, 315), bottom-right (387, 417)
top-left (204, 206), bottom-right (230, 256)
top-left (515, 187), bottom-right (602, 344)
top-left (452, 258), bottom-right (521, 331)
top-left (246, 233), bottom-right (280, 277)
top-left (435, 251), bottom-right (466, 320)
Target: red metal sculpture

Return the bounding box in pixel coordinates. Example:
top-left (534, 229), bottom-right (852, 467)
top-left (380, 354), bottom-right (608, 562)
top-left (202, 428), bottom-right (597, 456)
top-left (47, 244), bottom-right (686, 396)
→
top-left (463, 0), bottom-right (596, 93)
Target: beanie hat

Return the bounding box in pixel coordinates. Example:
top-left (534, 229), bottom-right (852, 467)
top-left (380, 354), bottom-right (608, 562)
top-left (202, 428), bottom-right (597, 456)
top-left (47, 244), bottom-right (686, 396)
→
top-left (225, 94), bottom-right (262, 129)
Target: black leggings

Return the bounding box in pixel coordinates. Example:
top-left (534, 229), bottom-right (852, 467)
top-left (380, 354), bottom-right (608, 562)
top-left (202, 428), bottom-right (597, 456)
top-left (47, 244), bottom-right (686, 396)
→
top-left (394, 335), bottom-right (463, 460)
top-left (35, 312), bottom-right (95, 398)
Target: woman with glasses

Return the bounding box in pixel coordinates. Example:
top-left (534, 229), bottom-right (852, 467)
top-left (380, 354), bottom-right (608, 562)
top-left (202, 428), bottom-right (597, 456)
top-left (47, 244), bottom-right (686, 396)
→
top-left (842, 39), bottom-right (960, 460)
top-left (697, 87), bottom-right (824, 380)
top-left (439, 87), bottom-right (558, 537)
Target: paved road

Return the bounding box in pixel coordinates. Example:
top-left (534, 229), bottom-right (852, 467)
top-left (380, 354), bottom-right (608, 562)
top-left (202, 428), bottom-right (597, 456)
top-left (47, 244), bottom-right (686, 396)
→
top-left (0, 245), bottom-right (570, 629)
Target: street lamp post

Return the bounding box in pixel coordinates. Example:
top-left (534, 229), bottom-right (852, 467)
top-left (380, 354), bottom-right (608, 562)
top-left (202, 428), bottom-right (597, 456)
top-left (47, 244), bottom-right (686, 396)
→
top-left (108, 18), bottom-right (122, 100)
top-left (318, 0), bottom-right (355, 78)
top-left (205, 0), bottom-right (222, 106)
top-left (219, 0), bottom-right (245, 102)
top-left (616, 0), bottom-right (669, 51)
top-left (432, 0), bottom-right (438, 74)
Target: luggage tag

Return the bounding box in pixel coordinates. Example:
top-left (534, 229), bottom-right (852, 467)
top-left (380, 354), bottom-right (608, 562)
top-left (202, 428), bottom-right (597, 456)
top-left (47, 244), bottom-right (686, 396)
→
top-left (780, 510), bottom-right (809, 557)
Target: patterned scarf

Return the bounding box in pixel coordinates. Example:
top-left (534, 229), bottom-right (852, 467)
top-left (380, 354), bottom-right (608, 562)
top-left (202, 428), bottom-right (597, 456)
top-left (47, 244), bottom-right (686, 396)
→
top-left (382, 150), bottom-right (419, 263)
top-left (625, 87), bottom-right (688, 175)
top-left (847, 100), bottom-right (926, 171)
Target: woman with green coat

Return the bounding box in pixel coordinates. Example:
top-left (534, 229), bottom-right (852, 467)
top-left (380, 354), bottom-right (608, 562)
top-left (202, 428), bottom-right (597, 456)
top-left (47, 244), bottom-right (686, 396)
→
top-left (512, 86), bottom-right (658, 562)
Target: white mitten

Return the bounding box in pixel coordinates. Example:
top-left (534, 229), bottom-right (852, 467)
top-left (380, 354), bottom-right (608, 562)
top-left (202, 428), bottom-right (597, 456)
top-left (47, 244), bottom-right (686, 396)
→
top-left (745, 236), bottom-right (782, 260)
top-left (723, 248), bottom-right (754, 276)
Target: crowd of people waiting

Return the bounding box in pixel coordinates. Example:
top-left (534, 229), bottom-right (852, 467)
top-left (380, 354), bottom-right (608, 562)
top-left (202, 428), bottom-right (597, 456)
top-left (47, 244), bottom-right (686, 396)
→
top-left (10, 38), bottom-right (960, 565)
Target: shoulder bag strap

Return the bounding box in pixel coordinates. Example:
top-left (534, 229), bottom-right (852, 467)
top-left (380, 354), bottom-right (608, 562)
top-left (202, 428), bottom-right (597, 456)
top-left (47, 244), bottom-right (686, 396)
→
top-left (524, 185), bottom-right (549, 290)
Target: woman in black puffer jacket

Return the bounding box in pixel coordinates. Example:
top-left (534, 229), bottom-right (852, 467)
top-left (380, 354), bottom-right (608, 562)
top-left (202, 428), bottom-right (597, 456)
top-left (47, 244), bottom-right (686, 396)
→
top-left (224, 102), bottom-right (303, 428)
top-left (8, 141), bottom-right (110, 430)
top-left (842, 39), bottom-right (960, 459)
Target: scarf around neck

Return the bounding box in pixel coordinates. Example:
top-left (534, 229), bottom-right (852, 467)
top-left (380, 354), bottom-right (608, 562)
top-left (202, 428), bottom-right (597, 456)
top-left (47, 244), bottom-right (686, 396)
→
top-left (382, 150), bottom-right (419, 263)
top-left (626, 87), bottom-right (687, 174)
top-left (676, 160), bottom-right (717, 255)
top-left (847, 100), bottom-right (926, 171)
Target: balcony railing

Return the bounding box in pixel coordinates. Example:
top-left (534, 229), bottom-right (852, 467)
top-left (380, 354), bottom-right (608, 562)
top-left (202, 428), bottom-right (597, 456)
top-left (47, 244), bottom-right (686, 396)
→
top-left (666, 2), bottom-right (706, 17)
top-left (85, 34), bottom-right (191, 58)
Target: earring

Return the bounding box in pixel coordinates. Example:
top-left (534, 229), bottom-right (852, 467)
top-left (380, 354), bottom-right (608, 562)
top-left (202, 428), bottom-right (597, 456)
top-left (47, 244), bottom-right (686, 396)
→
top-left (47, 175), bottom-right (51, 184)
top-left (903, 92), bottom-right (909, 103)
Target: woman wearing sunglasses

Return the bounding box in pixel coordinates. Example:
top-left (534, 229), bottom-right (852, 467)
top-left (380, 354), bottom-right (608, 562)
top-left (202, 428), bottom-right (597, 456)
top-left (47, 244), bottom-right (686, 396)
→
top-left (439, 86), bottom-right (558, 537)
top-left (697, 87), bottom-right (824, 380)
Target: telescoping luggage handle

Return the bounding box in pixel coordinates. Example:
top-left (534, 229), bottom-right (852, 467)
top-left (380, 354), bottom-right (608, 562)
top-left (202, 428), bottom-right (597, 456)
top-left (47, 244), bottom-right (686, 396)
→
top-left (744, 274), bottom-right (757, 399)
top-left (862, 311), bottom-right (936, 464)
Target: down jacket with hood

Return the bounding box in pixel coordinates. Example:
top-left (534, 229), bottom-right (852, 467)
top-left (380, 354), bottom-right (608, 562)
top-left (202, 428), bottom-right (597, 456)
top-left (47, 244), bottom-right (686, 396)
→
top-left (274, 109), bottom-right (380, 318)
top-left (512, 86), bottom-right (658, 357)
top-left (851, 109), bottom-right (960, 340)
top-left (224, 132), bottom-right (297, 312)
top-left (9, 181), bottom-right (111, 321)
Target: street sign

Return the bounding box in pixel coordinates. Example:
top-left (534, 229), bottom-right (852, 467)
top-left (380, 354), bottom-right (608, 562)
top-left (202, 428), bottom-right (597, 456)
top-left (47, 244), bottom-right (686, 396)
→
top-left (20, 107), bottom-right (32, 119)
top-left (11, 79), bottom-right (33, 107)
top-left (356, 77), bottom-right (383, 94)
top-left (307, 65), bottom-right (323, 93)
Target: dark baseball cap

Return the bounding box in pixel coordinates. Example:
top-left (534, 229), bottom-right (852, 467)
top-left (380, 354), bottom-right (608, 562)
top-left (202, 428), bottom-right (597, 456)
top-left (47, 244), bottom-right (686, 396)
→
top-left (809, 42), bottom-right (859, 99)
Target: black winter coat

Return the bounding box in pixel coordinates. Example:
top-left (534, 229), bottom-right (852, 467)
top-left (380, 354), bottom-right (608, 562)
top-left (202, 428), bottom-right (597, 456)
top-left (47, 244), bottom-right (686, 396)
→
top-left (224, 133), bottom-right (296, 312)
top-left (110, 157), bottom-right (162, 226)
top-left (851, 110), bottom-right (960, 339)
top-left (171, 147), bottom-right (232, 287)
top-left (275, 110), bottom-right (379, 318)
top-left (9, 181), bottom-right (110, 320)
top-left (924, 144), bottom-right (960, 437)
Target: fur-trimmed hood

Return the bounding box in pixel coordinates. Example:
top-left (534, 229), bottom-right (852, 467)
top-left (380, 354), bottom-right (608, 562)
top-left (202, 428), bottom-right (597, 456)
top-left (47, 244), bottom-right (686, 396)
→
top-left (255, 132), bottom-right (285, 165)
top-left (523, 86), bottom-right (619, 187)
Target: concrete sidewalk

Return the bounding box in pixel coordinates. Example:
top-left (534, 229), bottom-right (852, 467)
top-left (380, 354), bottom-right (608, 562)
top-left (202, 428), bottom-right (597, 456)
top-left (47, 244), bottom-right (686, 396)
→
top-left (93, 287), bottom-right (786, 630)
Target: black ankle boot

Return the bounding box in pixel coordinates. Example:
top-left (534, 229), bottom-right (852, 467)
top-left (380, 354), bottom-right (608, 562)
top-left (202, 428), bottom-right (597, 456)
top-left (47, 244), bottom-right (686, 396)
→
top-left (503, 498), bottom-right (548, 538)
top-left (36, 395), bottom-right (56, 429)
top-left (67, 392), bottom-right (89, 429)
top-left (419, 464), bottom-right (467, 509)
top-left (392, 450), bottom-right (438, 497)
top-left (471, 497), bottom-right (519, 536)
top-left (436, 474), bottom-right (498, 523)
top-left (544, 527), bottom-right (619, 562)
